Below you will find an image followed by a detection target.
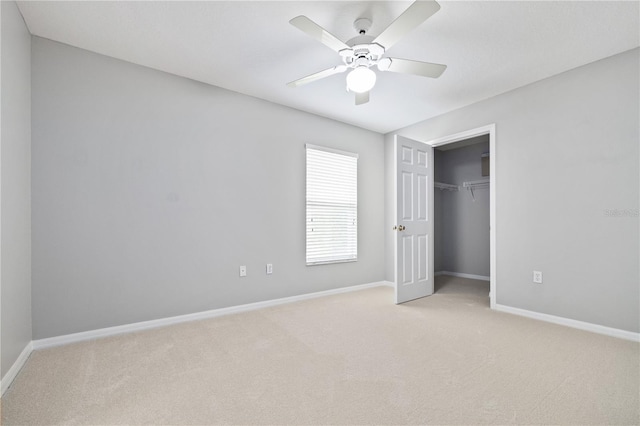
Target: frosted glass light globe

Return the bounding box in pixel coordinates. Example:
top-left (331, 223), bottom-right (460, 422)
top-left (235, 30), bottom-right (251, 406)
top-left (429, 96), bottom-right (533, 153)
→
top-left (346, 66), bottom-right (376, 93)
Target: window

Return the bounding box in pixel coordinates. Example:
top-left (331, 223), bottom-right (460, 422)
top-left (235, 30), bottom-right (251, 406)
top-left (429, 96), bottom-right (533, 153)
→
top-left (306, 144), bottom-right (358, 265)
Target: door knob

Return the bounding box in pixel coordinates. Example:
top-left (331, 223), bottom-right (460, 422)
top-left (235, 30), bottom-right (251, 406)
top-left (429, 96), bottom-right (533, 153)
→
top-left (393, 225), bottom-right (406, 231)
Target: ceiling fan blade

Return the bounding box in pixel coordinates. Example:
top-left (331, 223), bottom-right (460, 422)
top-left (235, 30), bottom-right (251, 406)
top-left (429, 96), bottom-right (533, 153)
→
top-left (378, 57), bottom-right (446, 78)
top-left (287, 65), bottom-right (347, 88)
top-left (355, 91), bottom-right (370, 105)
top-left (372, 0), bottom-right (441, 50)
top-left (290, 16), bottom-right (350, 53)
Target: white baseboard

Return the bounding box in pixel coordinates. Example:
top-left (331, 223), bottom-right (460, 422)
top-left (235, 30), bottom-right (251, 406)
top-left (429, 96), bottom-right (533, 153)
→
top-left (33, 281), bottom-right (394, 350)
top-left (494, 304), bottom-right (640, 342)
top-left (435, 271), bottom-right (490, 281)
top-left (1, 341), bottom-right (33, 396)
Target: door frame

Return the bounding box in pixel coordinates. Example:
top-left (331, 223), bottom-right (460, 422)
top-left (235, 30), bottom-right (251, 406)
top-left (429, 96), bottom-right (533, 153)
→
top-left (420, 124), bottom-right (497, 308)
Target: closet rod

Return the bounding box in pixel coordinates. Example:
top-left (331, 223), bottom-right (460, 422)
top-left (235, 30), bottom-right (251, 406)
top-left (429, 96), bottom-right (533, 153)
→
top-left (462, 178), bottom-right (490, 188)
top-left (434, 182), bottom-right (459, 191)
top-left (462, 178), bottom-right (489, 202)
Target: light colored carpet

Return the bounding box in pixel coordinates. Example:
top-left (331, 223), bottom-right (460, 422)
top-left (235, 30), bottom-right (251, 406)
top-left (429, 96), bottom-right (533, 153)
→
top-left (2, 276), bottom-right (639, 425)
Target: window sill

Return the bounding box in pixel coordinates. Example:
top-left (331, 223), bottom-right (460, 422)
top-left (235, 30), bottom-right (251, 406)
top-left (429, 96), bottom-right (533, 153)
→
top-left (306, 259), bottom-right (357, 266)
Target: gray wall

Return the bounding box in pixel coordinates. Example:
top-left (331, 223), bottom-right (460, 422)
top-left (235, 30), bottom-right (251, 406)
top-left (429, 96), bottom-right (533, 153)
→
top-left (435, 141), bottom-right (490, 277)
top-left (31, 37), bottom-right (385, 340)
top-left (385, 48), bottom-right (639, 333)
top-left (1, 1), bottom-right (32, 378)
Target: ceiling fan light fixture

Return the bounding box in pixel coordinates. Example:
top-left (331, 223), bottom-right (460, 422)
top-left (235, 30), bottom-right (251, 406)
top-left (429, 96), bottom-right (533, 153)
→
top-left (346, 66), bottom-right (376, 93)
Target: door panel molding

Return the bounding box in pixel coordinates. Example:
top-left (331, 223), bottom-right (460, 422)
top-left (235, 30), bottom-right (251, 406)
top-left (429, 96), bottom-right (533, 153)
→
top-left (395, 135), bottom-right (434, 303)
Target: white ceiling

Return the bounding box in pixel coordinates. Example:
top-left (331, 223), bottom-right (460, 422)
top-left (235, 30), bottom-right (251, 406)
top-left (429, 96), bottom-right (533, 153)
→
top-left (17, 1), bottom-right (639, 134)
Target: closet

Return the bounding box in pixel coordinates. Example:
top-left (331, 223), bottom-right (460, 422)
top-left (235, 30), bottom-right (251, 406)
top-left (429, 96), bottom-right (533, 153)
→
top-left (433, 135), bottom-right (490, 295)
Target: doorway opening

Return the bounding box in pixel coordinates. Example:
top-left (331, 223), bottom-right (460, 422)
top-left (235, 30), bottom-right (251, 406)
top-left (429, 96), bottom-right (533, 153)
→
top-left (428, 125), bottom-right (496, 308)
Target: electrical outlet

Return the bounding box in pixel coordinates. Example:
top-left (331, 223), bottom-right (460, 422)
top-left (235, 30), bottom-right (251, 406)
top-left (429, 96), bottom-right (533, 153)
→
top-left (533, 270), bottom-right (543, 284)
top-left (266, 264), bottom-right (273, 275)
top-left (239, 265), bottom-right (247, 277)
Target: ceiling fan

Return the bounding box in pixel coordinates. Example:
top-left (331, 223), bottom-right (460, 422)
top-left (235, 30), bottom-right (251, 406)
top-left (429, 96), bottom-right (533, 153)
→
top-left (287, 0), bottom-right (447, 105)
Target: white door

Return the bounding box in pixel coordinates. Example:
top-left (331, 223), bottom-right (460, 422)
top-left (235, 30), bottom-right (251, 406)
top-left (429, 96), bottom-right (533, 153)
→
top-left (394, 135), bottom-right (434, 304)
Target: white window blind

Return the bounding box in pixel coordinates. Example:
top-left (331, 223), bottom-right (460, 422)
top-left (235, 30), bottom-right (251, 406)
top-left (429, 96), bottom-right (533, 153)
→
top-left (306, 144), bottom-right (358, 265)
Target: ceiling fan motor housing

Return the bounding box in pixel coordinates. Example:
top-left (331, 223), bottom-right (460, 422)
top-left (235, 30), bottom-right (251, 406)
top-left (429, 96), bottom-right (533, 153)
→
top-left (339, 42), bottom-right (385, 69)
top-left (338, 18), bottom-right (386, 70)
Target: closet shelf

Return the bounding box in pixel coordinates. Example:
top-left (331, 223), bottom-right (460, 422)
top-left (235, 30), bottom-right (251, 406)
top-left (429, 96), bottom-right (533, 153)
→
top-left (462, 178), bottom-right (490, 201)
top-left (434, 182), bottom-right (459, 191)
top-left (462, 178), bottom-right (490, 189)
